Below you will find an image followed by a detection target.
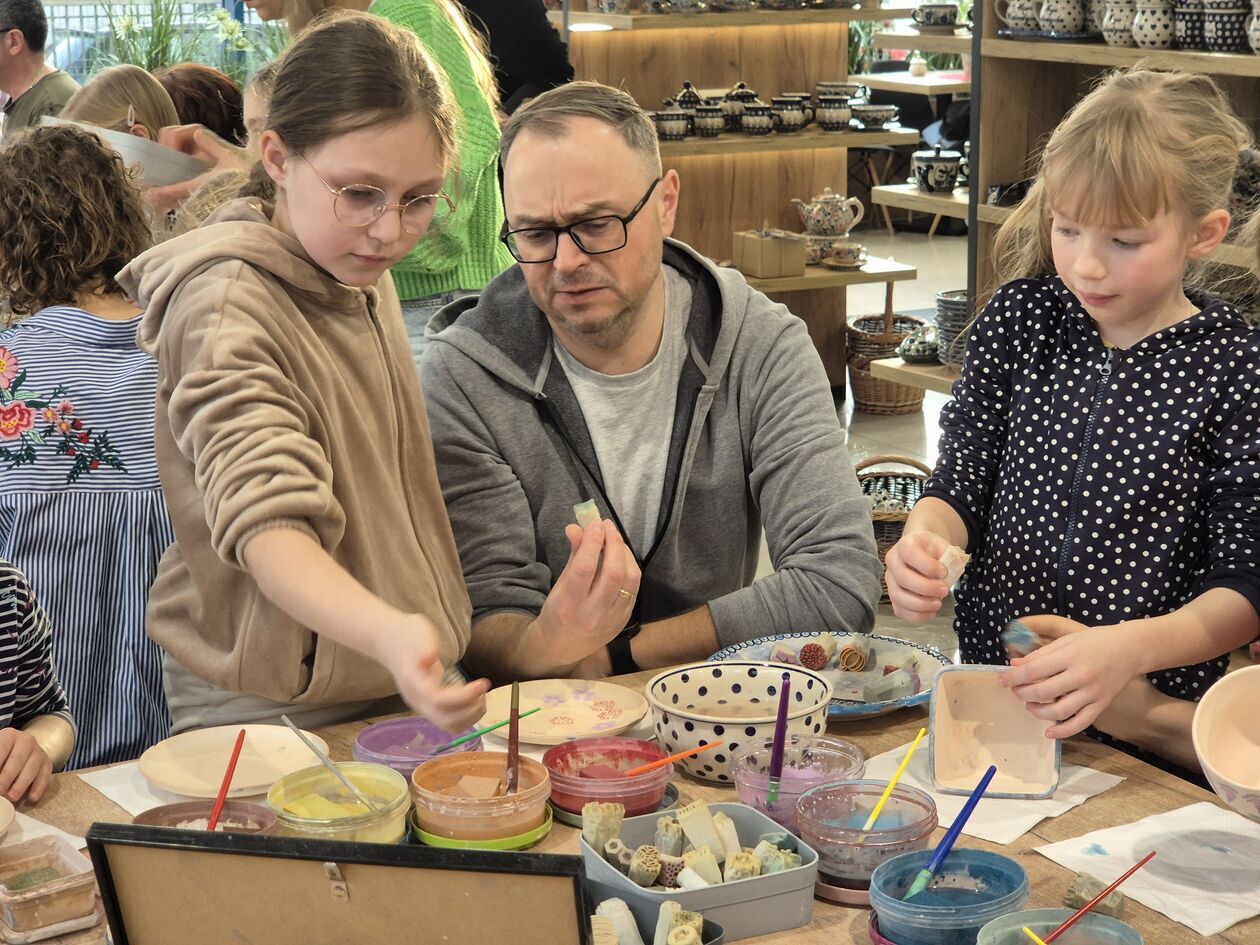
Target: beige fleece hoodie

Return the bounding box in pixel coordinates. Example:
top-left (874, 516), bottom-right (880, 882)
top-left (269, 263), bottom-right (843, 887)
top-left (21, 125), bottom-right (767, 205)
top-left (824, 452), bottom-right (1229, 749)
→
top-left (117, 199), bottom-right (472, 705)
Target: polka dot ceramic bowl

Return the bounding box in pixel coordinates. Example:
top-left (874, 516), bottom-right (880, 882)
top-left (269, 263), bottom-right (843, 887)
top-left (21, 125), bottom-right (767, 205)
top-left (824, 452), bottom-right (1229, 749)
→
top-left (1193, 664), bottom-right (1260, 822)
top-left (645, 661), bottom-right (834, 783)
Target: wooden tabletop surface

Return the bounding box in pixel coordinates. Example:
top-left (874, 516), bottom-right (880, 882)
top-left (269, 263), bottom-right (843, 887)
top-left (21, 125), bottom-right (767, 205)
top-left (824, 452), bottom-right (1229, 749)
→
top-left (34, 670), bottom-right (1259, 945)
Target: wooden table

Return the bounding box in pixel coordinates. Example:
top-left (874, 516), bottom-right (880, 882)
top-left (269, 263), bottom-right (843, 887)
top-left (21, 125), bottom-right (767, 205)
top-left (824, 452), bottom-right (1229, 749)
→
top-left (871, 356), bottom-right (960, 395)
top-left (850, 71), bottom-right (972, 114)
top-left (35, 675), bottom-right (1260, 945)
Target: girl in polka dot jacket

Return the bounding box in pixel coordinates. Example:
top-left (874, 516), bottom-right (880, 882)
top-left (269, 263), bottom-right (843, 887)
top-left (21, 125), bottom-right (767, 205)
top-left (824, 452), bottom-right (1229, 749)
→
top-left (886, 69), bottom-right (1260, 759)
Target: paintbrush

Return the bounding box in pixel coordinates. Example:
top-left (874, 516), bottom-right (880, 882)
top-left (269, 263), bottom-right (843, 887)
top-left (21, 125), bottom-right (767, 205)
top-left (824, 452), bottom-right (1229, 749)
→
top-left (1043, 851), bottom-right (1156, 943)
top-left (206, 728), bottom-right (247, 832)
top-left (504, 681), bottom-right (521, 795)
top-left (902, 764), bottom-right (997, 901)
top-left (280, 714), bottom-right (380, 812)
top-left (860, 727), bottom-right (926, 835)
top-left (428, 706), bottom-right (542, 753)
top-left (766, 672), bottom-right (792, 805)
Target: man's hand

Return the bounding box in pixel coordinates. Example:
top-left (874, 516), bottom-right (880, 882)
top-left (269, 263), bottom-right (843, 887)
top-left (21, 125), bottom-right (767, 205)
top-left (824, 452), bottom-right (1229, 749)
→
top-left (998, 614), bottom-right (1143, 739)
top-left (0, 729), bottom-right (53, 804)
top-left (530, 520), bottom-right (641, 669)
top-left (884, 530), bottom-right (953, 621)
top-left (378, 614), bottom-right (490, 734)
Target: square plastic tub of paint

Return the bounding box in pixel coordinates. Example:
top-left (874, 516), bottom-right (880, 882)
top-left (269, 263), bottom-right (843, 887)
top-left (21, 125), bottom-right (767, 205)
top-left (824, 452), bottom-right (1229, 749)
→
top-left (267, 762), bottom-right (410, 844)
top-left (543, 737), bottom-right (673, 816)
top-left (580, 802), bottom-right (818, 943)
top-left (731, 734), bottom-right (864, 833)
top-left (0, 838), bottom-right (98, 933)
top-left (979, 908), bottom-right (1143, 945)
top-left (0, 904), bottom-right (103, 944)
top-left (869, 848), bottom-right (1029, 945)
top-left (796, 779), bottom-right (937, 889)
top-left (930, 665), bottom-right (1061, 799)
top-left (353, 716), bottom-right (482, 779)
top-left (410, 752), bottom-right (551, 842)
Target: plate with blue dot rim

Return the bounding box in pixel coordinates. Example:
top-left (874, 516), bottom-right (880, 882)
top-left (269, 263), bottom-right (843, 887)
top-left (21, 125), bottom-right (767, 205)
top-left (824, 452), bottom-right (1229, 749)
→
top-left (707, 631), bottom-right (953, 719)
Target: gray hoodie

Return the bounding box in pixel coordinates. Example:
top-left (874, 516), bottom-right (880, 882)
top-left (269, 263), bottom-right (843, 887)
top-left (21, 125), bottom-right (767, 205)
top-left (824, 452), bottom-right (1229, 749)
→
top-left (421, 239), bottom-right (882, 649)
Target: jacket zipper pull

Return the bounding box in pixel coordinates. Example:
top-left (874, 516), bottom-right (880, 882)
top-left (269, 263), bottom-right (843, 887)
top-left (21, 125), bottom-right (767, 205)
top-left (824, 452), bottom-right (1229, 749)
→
top-left (1099, 348), bottom-right (1113, 377)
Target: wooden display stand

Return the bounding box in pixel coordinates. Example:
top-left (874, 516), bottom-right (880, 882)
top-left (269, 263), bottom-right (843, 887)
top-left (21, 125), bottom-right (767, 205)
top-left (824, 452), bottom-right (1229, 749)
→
top-left (556, 4), bottom-right (918, 396)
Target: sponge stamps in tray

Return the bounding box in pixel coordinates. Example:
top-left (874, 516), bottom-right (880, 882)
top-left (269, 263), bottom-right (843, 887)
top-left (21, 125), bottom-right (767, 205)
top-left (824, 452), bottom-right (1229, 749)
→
top-left (707, 632), bottom-right (952, 720)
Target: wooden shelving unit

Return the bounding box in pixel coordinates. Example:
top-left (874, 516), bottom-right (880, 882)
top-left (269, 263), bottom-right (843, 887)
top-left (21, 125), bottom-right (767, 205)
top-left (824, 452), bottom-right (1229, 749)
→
top-left (982, 38), bottom-right (1260, 77)
top-left (874, 183), bottom-right (971, 220)
top-left (549, 5), bottom-right (915, 30)
top-left (745, 255), bottom-right (916, 293)
top-left (851, 70), bottom-right (971, 96)
top-left (874, 27), bottom-right (974, 55)
top-left (659, 126), bottom-right (917, 158)
top-left (870, 356), bottom-right (960, 395)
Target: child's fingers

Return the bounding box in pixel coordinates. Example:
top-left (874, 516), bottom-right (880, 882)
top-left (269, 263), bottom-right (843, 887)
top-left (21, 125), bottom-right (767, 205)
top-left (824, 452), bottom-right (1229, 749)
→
top-left (26, 764), bottom-right (51, 805)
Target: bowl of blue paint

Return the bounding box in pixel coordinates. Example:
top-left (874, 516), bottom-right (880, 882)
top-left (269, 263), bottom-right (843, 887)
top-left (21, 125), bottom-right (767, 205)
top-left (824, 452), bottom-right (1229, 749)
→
top-left (869, 848), bottom-right (1029, 945)
top-left (978, 908), bottom-right (1143, 945)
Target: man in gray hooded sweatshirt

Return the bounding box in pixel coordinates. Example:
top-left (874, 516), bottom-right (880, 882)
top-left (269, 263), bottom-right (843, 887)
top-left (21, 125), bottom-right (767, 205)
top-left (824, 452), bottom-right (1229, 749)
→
top-left (421, 81), bottom-right (882, 682)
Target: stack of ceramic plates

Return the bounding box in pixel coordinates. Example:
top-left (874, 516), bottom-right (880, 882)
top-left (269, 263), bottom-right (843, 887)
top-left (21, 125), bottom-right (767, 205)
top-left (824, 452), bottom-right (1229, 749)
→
top-left (935, 289), bottom-right (972, 367)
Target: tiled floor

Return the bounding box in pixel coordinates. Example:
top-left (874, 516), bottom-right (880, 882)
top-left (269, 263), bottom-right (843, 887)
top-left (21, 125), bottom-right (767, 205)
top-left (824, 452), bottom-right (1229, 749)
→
top-left (847, 229), bottom-right (970, 318)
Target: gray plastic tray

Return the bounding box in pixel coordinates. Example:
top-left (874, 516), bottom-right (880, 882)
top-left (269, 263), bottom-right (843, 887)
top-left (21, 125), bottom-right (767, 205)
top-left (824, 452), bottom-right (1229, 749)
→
top-left (581, 802), bottom-right (818, 942)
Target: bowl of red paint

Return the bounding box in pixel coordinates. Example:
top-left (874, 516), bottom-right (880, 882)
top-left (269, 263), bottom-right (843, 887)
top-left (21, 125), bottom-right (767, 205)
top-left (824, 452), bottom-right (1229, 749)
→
top-left (542, 737), bottom-right (673, 816)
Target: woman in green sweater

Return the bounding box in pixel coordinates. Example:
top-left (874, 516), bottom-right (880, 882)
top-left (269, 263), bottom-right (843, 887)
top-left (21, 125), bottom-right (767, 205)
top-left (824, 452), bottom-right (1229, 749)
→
top-left (246, 0), bottom-right (514, 361)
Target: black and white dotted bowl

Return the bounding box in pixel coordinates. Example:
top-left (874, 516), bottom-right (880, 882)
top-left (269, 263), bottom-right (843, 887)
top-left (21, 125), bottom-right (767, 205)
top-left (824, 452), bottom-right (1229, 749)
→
top-left (645, 661), bottom-right (834, 784)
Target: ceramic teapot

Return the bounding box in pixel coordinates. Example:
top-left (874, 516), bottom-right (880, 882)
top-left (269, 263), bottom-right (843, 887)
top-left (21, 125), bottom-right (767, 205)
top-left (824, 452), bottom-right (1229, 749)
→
top-left (911, 145), bottom-right (963, 193)
top-left (722, 81), bottom-right (760, 130)
top-left (670, 81), bottom-right (703, 113)
top-left (792, 187), bottom-right (866, 236)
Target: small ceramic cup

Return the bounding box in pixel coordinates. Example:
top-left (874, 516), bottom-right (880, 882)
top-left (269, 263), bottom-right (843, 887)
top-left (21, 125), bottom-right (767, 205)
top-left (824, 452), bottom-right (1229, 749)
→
top-left (652, 111), bottom-right (689, 141)
top-left (829, 239), bottom-right (870, 268)
top-left (851, 103), bottom-right (900, 128)
top-left (817, 95), bottom-right (853, 131)
top-left (913, 2), bottom-right (960, 25)
top-left (741, 104), bottom-right (775, 136)
top-left (693, 104), bottom-right (725, 137)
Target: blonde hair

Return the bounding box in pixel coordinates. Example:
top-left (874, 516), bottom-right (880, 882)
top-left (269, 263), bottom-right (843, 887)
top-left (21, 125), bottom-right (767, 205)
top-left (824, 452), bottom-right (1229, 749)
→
top-left (993, 68), bottom-right (1253, 288)
top-left (283, 0), bottom-right (499, 109)
top-left (61, 64), bottom-right (180, 136)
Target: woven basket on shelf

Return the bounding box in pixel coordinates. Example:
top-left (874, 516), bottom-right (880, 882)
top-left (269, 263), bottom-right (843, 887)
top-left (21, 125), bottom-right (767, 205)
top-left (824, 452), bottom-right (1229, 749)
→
top-left (847, 308), bottom-right (928, 416)
top-left (855, 454), bottom-right (933, 602)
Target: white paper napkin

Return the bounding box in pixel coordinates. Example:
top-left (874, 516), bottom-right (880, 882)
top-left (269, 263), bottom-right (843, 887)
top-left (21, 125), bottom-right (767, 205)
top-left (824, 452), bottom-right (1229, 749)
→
top-left (4, 812), bottom-right (84, 850)
top-left (1036, 802), bottom-right (1260, 937)
top-left (77, 761), bottom-right (263, 818)
top-left (863, 740), bottom-right (1124, 844)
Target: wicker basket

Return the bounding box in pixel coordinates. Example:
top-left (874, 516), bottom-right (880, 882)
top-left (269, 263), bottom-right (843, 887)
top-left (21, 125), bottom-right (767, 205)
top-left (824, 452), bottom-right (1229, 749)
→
top-left (855, 454), bottom-right (933, 602)
top-left (847, 312), bottom-right (928, 415)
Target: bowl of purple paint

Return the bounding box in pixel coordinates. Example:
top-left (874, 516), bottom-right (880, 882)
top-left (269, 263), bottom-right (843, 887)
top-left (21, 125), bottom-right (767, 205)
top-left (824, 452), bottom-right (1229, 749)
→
top-left (353, 716), bottom-right (482, 779)
top-left (731, 734), bottom-right (865, 833)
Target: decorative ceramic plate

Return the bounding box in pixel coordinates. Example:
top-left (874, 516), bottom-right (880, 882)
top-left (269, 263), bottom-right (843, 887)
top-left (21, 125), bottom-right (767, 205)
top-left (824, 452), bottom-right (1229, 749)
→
top-left (707, 631), bottom-right (952, 719)
top-left (0, 797), bottom-right (14, 840)
top-left (479, 679), bottom-right (649, 746)
top-left (997, 26), bottom-right (1104, 41)
top-left (138, 724), bottom-right (329, 798)
top-left (820, 258), bottom-right (866, 271)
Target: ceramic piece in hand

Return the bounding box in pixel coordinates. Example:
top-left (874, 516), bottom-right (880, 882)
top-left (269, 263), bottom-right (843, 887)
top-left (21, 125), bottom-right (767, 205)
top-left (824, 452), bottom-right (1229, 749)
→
top-left (41, 116), bottom-right (209, 187)
top-left (1193, 664), bottom-right (1260, 822)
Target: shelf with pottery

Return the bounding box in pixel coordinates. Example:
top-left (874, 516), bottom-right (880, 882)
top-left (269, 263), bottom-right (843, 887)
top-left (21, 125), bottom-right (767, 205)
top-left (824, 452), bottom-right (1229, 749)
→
top-left (850, 69), bottom-right (973, 95)
top-left (874, 26), bottom-right (977, 53)
top-left (980, 38), bottom-right (1260, 77)
top-left (744, 254), bottom-right (917, 292)
top-left (658, 125), bottom-right (918, 157)
top-left (548, 4), bottom-right (917, 31)
top-left (872, 182), bottom-right (971, 218)
top-left (869, 355), bottom-right (961, 394)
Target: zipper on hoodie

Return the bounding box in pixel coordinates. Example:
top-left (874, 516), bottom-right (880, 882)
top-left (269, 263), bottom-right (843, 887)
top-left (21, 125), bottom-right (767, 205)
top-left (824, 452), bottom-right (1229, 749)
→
top-left (1056, 346), bottom-right (1114, 611)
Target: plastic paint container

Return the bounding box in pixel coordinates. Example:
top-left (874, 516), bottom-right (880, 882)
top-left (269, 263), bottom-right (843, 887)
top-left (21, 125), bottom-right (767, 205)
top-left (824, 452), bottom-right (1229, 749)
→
top-left (732, 735), bottom-right (864, 833)
top-left (542, 737), bottom-right (672, 816)
top-left (0, 838), bottom-right (98, 933)
top-left (353, 717), bottom-right (482, 779)
top-left (978, 908), bottom-right (1144, 945)
top-left (268, 762), bottom-right (410, 844)
top-left (796, 779), bottom-right (937, 887)
top-left (869, 848), bottom-right (1029, 945)
top-left (132, 800), bottom-right (277, 835)
top-left (410, 752), bottom-right (550, 842)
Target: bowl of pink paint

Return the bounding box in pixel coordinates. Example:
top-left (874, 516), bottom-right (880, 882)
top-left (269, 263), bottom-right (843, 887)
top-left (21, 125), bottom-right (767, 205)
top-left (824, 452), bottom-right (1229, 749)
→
top-left (542, 737), bottom-right (673, 816)
top-left (731, 734), bottom-right (865, 833)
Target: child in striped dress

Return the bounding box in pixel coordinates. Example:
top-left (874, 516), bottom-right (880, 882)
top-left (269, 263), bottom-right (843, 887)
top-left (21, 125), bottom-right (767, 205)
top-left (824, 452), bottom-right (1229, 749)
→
top-left (0, 125), bottom-right (172, 768)
top-left (0, 559), bottom-right (74, 803)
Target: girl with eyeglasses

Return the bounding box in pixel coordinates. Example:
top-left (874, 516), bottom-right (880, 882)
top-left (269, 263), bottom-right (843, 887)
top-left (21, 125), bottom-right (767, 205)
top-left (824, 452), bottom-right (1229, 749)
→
top-left (117, 11), bottom-right (489, 734)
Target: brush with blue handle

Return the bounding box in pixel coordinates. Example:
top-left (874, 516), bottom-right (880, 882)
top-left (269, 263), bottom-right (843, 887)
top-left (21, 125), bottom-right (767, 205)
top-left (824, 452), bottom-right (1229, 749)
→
top-left (902, 764), bottom-right (998, 901)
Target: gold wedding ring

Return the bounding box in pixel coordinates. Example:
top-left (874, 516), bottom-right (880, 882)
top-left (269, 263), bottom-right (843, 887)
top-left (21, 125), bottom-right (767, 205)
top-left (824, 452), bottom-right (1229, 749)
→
top-left (617, 588), bottom-right (633, 600)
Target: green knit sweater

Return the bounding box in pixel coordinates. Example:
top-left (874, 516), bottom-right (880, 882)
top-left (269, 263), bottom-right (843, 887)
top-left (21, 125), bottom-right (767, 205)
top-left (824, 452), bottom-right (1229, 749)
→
top-left (372, 0), bottom-right (514, 301)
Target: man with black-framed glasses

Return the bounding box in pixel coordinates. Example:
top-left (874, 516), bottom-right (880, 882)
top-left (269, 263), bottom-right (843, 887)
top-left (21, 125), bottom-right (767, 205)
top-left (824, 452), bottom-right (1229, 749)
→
top-left (422, 81), bottom-right (882, 683)
top-left (0, 0), bottom-right (77, 142)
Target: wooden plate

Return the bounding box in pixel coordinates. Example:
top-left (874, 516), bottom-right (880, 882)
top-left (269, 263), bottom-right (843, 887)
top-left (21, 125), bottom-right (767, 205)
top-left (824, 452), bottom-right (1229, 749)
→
top-left (479, 679), bottom-right (649, 746)
top-left (138, 724), bottom-right (329, 798)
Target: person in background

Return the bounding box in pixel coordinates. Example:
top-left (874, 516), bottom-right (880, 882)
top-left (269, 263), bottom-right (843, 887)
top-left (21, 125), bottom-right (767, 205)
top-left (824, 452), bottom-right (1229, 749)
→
top-left (245, 0), bottom-right (514, 364)
top-left (241, 60), bottom-right (278, 158)
top-left (0, 559), bottom-right (75, 803)
top-left (155, 63), bottom-right (246, 146)
top-left (456, 0), bottom-right (572, 114)
top-left (422, 82), bottom-right (882, 683)
top-left (117, 12), bottom-right (487, 734)
top-left (0, 124), bottom-right (172, 769)
top-left (60, 63), bottom-right (179, 140)
top-left (884, 70), bottom-right (1259, 774)
top-left (0, 0), bottom-right (78, 140)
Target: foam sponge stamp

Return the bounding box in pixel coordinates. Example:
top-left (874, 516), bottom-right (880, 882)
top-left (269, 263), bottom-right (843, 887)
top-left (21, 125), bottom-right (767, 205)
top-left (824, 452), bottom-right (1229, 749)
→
top-left (1001, 620), bottom-right (1042, 658)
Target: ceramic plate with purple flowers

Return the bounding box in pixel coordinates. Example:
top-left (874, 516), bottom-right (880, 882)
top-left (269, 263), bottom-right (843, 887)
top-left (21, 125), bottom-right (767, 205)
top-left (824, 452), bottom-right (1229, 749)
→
top-left (478, 679), bottom-right (649, 745)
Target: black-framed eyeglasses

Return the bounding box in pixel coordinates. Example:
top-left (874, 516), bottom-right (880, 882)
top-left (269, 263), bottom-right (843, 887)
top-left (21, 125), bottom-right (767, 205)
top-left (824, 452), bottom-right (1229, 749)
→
top-left (500, 177), bottom-right (662, 264)
top-left (297, 151), bottom-right (455, 236)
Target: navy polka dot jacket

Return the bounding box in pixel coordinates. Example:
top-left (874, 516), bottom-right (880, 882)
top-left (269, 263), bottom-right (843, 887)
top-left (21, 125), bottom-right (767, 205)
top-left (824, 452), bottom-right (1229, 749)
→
top-left (924, 277), bottom-right (1260, 701)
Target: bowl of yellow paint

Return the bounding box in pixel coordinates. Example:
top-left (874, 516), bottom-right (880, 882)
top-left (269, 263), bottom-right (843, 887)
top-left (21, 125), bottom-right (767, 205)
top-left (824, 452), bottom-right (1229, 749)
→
top-left (267, 762), bottom-right (410, 843)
